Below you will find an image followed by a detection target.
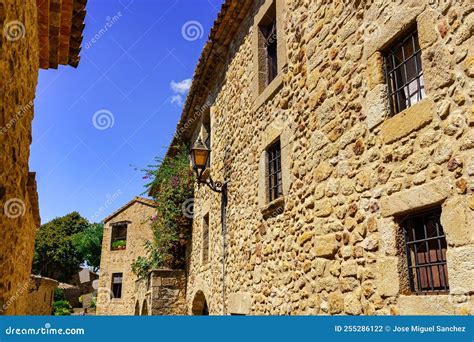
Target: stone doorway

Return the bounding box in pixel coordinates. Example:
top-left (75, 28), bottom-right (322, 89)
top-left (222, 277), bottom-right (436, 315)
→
top-left (141, 300), bottom-right (148, 316)
top-left (192, 290), bottom-right (209, 315)
top-left (134, 301), bottom-right (140, 315)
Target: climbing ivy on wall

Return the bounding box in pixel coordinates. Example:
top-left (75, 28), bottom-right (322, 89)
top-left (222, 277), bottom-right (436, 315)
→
top-left (132, 144), bottom-right (195, 277)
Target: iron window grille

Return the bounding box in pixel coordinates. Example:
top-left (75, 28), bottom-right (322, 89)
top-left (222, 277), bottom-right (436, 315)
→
top-left (267, 139), bottom-right (283, 202)
top-left (401, 207), bottom-right (449, 294)
top-left (111, 273), bottom-right (123, 298)
top-left (384, 28), bottom-right (425, 116)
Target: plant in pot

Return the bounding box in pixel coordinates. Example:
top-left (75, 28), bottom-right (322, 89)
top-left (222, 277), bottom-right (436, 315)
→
top-left (112, 240), bottom-right (126, 251)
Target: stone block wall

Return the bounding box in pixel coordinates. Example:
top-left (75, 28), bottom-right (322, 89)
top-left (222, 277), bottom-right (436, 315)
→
top-left (185, 0), bottom-right (473, 315)
top-left (96, 199), bottom-right (155, 315)
top-left (0, 0), bottom-right (41, 315)
top-left (134, 270), bottom-right (186, 316)
top-left (25, 275), bottom-right (58, 316)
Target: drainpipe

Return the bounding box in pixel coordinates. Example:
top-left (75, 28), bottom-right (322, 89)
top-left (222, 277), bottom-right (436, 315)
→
top-left (221, 182), bottom-right (228, 315)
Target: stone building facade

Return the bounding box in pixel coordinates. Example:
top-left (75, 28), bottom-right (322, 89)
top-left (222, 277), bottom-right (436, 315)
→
top-left (167, 0), bottom-right (473, 315)
top-left (96, 197), bottom-right (156, 315)
top-left (0, 0), bottom-right (86, 315)
top-left (25, 275), bottom-right (58, 315)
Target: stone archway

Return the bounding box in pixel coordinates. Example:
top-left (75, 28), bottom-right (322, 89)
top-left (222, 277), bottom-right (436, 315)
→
top-left (134, 301), bottom-right (140, 316)
top-left (192, 290), bottom-right (209, 315)
top-left (141, 300), bottom-right (148, 316)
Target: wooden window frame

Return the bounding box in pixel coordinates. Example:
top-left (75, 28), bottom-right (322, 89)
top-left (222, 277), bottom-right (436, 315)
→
top-left (111, 273), bottom-right (123, 299)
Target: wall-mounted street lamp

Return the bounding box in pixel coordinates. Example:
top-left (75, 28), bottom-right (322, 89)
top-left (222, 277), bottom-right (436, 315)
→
top-left (189, 136), bottom-right (227, 194)
top-left (189, 136), bottom-right (228, 315)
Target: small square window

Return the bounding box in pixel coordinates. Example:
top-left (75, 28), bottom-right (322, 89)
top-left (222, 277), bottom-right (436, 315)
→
top-left (111, 222), bottom-right (128, 251)
top-left (401, 207), bottom-right (449, 294)
top-left (259, 2), bottom-right (278, 88)
top-left (384, 27), bottom-right (425, 116)
top-left (202, 213), bottom-right (210, 264)
top-left (111, 273), bottom-right (123, 298)
top-left (266, 139), bottom-right (282, 202)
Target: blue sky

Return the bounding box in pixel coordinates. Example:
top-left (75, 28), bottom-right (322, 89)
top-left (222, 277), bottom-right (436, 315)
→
top-left (31, 0), bottom-right (224, 224)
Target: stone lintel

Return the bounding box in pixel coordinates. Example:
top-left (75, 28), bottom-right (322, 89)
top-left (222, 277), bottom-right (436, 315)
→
top-left (380, 178), bottom-right (452, 217)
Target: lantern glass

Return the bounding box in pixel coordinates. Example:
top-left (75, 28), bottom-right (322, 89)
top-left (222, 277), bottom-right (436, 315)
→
top-left (189, 137), bottom-right (210, 173)
top-left (193, 149), bottom-right (209, 169)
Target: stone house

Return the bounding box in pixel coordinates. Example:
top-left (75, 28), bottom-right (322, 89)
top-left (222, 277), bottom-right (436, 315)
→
top-left (166, 0), bottom-right (473, 315)
top-left (0, 0), bottom-right (87, 315)
top-left (25, 275), bottom-right (58, 315)
top-left (96, 197), bottom-right (156, 315)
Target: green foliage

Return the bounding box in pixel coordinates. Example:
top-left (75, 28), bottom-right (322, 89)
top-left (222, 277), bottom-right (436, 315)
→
top-left (54, 288), bottom-right (65, 302)
top-left (132, 144), bottom-right (194, 276)
top-left (33, 212), bottom-right (90, 282)
top-left (33, 213), bottom-right (103, 281)
top-left (52, 300), bottom-right (72, 316)
top-left (71, 223), bottom-right (104, 272)
top-left (111, 239), bottom-right (126, 250)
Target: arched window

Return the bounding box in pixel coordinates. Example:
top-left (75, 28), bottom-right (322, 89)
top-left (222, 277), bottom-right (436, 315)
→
top-left (134, 301), bottom-right (140, 316)
top-left (141, 300), bottom-right (148, 316)
top-left (192, 290), bottom-right (209, 315)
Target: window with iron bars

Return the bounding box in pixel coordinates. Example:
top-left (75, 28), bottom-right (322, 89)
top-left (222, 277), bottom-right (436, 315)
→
top-left (401, 207), bottom-right (449, 294)
top-left (384, 27), bottom-right (425, 116)
top-left (260, 2), bottom-right (278, 86)
top-left (266, 139), bottom-right (282, 202)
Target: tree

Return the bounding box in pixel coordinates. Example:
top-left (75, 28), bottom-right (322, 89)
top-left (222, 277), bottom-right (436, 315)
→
top-left (32, 212), bottom-right (90, 282)
top-left (71, 223), bottom-right (103, 272)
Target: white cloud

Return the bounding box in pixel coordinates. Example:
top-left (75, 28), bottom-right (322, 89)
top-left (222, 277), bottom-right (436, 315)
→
top-left (171, 94), bottom-right (184, 106)
top-left (170, 78), bottom-right (192, 107)
top-left (170, 79), bottom-right (192, 94)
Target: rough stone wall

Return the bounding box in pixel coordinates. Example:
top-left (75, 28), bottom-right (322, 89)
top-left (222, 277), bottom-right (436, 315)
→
top-left (134, 270), bottom-right (186, 316)
top-left (0, 0), bottom-right (40, 315)
top-left (25, 276), bottom-right (58, 315)
top-left (186, 0), bottom-right (473, 315)
top-left (96, 201), bottom-right (155, 315)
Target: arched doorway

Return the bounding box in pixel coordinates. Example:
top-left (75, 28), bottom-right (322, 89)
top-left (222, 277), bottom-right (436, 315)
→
top-left (134, 301), bottom-right (140, 316)
top-left (141, 300), bottom-right (148, 316)
top-left (192, 290), bottom-right (209, 315)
